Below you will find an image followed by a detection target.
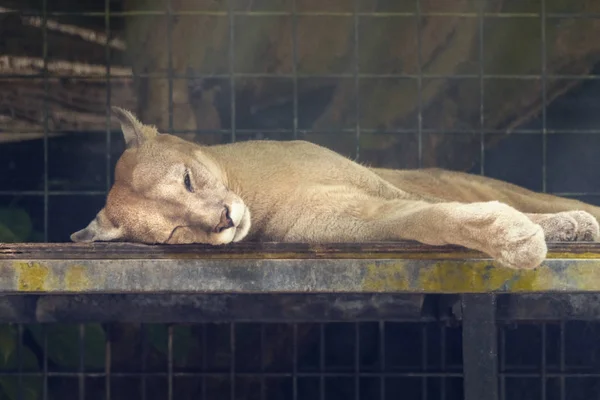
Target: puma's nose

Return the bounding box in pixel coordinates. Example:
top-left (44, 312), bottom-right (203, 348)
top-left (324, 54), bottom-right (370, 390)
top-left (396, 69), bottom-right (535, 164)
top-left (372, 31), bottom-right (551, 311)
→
top-left (214, 206), bottom-right (234, 233)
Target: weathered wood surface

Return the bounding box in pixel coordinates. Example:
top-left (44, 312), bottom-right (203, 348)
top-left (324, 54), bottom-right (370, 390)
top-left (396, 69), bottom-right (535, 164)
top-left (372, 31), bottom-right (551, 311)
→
top-left (0, 241), bottom-right (480, 259)
top-left (2, 241), bottom-right (600, 259)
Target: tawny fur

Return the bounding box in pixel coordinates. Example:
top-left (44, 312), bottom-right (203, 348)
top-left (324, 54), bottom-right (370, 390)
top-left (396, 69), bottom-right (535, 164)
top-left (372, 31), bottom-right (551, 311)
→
top-left (71, 107), bottom-right (600, 270)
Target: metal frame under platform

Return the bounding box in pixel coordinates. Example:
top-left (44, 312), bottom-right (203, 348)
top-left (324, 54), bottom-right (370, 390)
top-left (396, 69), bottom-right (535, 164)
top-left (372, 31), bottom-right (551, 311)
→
top-left (2, 241), bottom-right (600, 400)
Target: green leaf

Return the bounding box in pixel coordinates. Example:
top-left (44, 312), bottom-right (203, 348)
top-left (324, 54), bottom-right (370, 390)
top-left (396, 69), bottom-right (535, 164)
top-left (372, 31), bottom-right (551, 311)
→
top-left (146, 325), bottom-right (194, 367)
top-left (28, 231), bottom-right (45, 243)
top-left (0, 224), bottom-right (19, 243)
top-left (27, 324), bottom-right (106, 371)
top-left (0, 377), bottom-right (41, 400)
top-left (146, 324), bottom-right (168, 356)
top-left (0, 326), bottom-right (16, 366)
top-left (0, 208), bottom-right (32, 242)
top-left (0, 325), bottom-right (41, 400)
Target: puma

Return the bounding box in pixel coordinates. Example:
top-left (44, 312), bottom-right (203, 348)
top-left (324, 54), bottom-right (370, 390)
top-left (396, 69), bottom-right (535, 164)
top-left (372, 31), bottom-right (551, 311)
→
top-left (71, 107), bottom-right (600, 269)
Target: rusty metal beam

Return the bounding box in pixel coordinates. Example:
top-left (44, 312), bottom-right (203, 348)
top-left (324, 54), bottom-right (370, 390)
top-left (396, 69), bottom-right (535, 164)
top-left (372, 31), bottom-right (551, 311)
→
top-left (1, 242), bottom-right (600, 294)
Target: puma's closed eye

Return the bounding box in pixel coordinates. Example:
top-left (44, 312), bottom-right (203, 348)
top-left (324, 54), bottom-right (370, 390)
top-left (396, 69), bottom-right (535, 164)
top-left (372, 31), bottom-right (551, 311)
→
top-left (184, 170), bottom-right (194, 193)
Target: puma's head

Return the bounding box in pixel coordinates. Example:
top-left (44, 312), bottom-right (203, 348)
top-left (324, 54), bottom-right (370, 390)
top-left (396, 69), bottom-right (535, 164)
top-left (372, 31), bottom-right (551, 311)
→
top-left (70, 107), bottom-right (251, 245)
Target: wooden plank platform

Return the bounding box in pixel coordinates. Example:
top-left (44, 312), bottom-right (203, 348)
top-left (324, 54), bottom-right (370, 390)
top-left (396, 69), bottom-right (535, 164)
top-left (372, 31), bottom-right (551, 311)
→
top-left (0, 242), bottom-right (599, 294)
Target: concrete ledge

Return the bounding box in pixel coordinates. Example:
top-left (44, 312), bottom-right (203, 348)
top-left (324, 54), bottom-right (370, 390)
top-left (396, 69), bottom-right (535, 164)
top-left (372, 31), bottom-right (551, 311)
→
top-left (0, 242), bottom-right (599, 294)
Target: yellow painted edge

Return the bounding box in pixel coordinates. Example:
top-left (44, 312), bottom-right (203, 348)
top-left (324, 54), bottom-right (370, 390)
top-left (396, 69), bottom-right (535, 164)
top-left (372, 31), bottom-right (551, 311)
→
top-left (13, 262), bottom-right (93, 292)
top-left (361, 259), bottom-right (600, 293)
top-left (8, 258), bottom-right (600, 293)
top-left (14, 262), bottom-right (50, 292)
top-left (64, 265), bottom-right (92, 291)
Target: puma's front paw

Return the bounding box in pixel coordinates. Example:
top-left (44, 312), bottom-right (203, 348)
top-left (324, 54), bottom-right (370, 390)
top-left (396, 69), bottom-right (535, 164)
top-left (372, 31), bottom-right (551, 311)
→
top-left (563, 211), bottom-right (600, 241)
top-left (536, 213), bottom-right (578, 242)
top-left (494, 221), bottom-right (547, 270)
top-left (457, 201), bottom-right (547, 269)
top-left (535, 211), bottom-right (599, 242)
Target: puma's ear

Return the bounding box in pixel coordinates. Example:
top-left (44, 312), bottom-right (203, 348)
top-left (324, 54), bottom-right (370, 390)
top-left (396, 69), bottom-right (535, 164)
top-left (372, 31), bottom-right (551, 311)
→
top-left (70, 209), bottom-right (123, 243)
top-left (111, 106), bottom-right (157, 149)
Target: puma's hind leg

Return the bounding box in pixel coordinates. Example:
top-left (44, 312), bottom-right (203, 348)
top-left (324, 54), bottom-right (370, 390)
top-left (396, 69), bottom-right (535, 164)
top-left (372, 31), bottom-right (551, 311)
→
top-left (526, 211), bottom-right (600, 242)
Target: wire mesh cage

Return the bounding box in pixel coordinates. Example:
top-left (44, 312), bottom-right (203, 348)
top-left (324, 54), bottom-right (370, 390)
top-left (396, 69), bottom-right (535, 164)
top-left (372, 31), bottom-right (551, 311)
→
top-left (499, 320), bottom-right (600, 400)
top-left (0, 321), bottom-right (465, 400)
top-left (3, 0), bottom-right (600, 243)
top-left (3, 0), bottom-right (600, 399)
